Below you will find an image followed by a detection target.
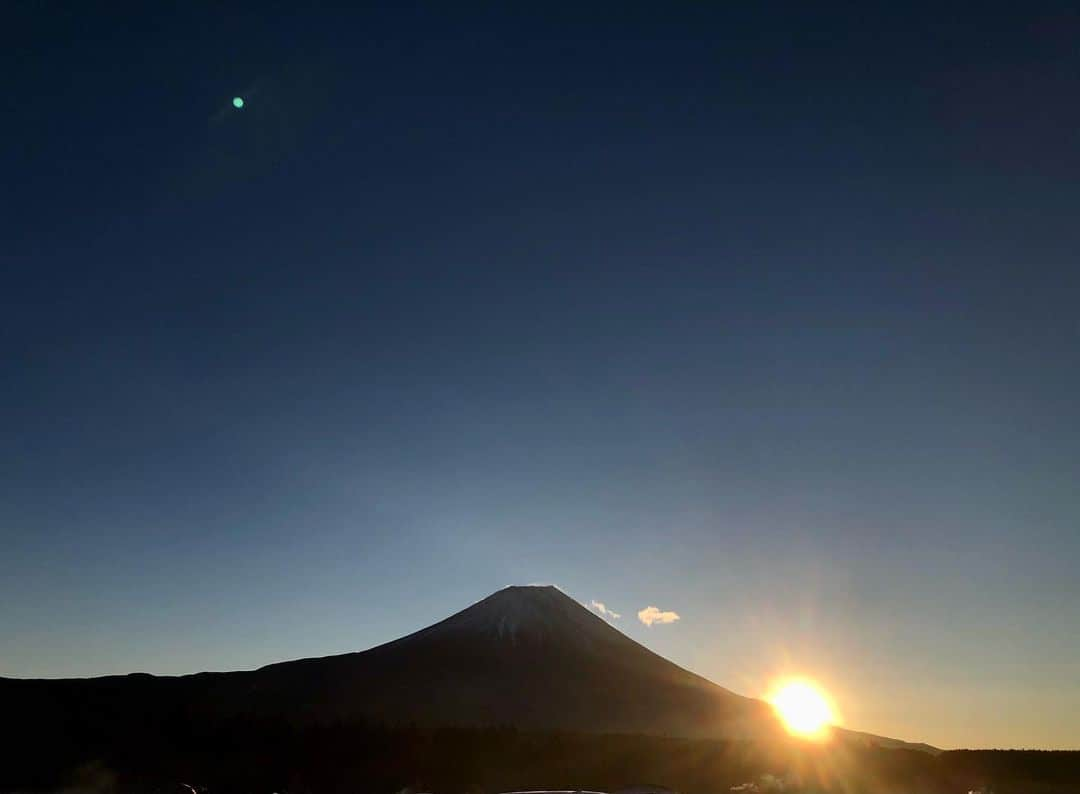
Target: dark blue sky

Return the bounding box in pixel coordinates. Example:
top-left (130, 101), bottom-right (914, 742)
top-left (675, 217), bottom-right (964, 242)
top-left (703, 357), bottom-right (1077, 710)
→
top-left (3, 2), bottom-right (1078, 748)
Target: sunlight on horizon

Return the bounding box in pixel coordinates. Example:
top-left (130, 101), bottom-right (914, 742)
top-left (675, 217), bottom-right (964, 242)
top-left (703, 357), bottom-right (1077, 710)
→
top-left (767, 679), bottom-right (838, 741)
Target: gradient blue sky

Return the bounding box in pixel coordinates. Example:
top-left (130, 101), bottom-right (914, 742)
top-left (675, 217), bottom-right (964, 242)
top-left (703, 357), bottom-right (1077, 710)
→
top-left (3, 2), bottom-right (1078, 750)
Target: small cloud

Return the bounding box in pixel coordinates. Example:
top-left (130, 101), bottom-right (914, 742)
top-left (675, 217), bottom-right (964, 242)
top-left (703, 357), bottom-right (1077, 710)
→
top-left (589, 600), bottom-right (621, 621)
top-left (637, 605), bottom-right (680, 627)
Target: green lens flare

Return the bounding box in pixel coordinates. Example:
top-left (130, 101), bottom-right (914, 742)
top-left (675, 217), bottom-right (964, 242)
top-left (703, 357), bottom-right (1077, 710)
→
top-left (232, 97), bottom-right (244, 109)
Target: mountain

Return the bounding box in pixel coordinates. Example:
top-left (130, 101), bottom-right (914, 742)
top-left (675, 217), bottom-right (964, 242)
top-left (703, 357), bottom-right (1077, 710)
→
top-left (2, 585), bottom-right (928, 751)
top-left (239, 584), bottom-right (779, 738)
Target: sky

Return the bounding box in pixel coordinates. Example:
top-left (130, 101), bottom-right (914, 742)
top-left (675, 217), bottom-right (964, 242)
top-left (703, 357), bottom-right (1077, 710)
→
top-left (2, 2), bottom-right (1078, 750)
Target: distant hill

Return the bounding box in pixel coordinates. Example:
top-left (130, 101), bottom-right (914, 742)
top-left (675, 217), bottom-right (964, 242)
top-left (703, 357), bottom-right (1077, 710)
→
top-left (2, 585), bottom-right (930, 751)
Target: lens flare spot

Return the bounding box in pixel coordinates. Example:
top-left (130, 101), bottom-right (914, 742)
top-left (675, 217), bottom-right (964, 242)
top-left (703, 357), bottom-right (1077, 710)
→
top-left (232, 97), bottom-right (244, 109)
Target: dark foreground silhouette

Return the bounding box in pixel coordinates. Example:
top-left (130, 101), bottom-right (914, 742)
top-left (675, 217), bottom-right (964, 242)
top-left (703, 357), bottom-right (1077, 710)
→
top-left (4, 718), bottom-right (1079, 794)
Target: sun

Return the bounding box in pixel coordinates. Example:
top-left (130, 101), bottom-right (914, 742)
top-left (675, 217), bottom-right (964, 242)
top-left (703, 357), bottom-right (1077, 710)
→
top-left (767, 679), bottom-right (837, 740)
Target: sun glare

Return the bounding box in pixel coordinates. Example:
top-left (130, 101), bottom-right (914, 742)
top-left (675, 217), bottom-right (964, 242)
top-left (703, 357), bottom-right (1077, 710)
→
top-left (768, 679), bottom-right (837, 740)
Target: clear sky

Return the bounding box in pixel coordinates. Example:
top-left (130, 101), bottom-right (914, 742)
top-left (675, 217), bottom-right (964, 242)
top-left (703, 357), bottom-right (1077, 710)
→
top-left (2, 2), bottom-right (1078, 750)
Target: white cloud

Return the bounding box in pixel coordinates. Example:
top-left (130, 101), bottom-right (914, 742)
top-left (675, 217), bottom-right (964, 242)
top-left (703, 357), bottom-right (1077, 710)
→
top-left (589, 600), bottom-right (621, 621)
top-left (637, 605), bottom-right (680, 627)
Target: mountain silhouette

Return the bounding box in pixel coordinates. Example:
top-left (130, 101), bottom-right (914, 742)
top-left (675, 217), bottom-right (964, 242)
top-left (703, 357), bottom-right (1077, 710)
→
top-left (2, 585), bottom-right (931, 751)
top-left (240, 585), bottom-right (778, 738)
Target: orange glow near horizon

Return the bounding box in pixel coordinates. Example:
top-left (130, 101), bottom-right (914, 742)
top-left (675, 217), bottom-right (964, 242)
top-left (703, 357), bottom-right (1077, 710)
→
top-left (767, 679), bottom-right (838, 741)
